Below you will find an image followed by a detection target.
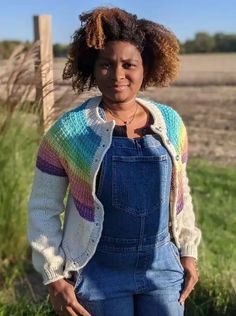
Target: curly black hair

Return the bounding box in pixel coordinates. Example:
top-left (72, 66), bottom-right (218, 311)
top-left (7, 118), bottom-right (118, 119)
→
top-left (63, 7), bottom-right (179, 93)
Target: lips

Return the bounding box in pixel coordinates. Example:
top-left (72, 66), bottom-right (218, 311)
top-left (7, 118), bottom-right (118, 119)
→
top-left (111, 85), bottom-right (128, 91)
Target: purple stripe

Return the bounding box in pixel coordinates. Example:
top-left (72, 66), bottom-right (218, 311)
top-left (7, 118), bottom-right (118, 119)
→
top-left (36, 156), bottom-right (67, 177)
top-left (74, 198), bottom-right (95, 222)
top-left (176, 198), bottom-right (184, 214)
top-left (182, 152), bottom-right (188, 163)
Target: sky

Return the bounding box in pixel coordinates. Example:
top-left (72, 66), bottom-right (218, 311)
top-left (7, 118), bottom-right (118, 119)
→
top-left (0, 0), bottom-right (235, 44)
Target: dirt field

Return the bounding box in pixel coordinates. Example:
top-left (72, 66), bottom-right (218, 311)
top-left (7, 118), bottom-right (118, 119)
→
top-left (141, 85), bottom-right (236, 165)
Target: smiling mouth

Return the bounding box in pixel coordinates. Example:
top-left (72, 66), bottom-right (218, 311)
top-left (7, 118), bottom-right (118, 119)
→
top-left (111, 85), bottom-right (128, 91)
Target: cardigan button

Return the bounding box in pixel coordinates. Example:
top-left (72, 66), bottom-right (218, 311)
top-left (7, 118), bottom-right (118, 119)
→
top-left (176, 155), bottom-right (180, 161)
top-left (166, 139), bottom-right (171, 144)
top-left (155, 126), bottom-right (162, 132)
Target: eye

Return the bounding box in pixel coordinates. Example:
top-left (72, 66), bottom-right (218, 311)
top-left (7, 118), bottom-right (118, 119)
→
top-left (123, 62), bottom-right (136, 69)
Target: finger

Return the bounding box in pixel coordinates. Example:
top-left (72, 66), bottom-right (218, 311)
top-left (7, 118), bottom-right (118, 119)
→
top-left (68, 302), bottom-right (91, 316)
top-left (179, 275), bottom-right (197, 304)
top-left (65, 306), bottom-right (78, 316)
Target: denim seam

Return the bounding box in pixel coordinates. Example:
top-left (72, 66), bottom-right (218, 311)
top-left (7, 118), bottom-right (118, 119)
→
top-left (169, 242), bottom-right (185, 272)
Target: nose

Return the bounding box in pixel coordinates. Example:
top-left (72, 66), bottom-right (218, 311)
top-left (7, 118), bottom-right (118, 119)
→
top-left (111, 64), bottom-right (125, 81)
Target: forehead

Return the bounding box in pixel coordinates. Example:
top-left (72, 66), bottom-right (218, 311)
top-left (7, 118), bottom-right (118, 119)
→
top-left (97, 41), bottom-right (142, 61)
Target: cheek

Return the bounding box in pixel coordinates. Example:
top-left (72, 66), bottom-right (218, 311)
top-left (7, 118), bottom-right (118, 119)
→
top-left (94, 69), bottom-right (109, 84)
top-left (132, 69), bottom-right (144, 87)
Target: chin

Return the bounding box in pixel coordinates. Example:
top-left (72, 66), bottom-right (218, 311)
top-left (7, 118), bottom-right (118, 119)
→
top-left (105, 92), bottom-right (135, 103)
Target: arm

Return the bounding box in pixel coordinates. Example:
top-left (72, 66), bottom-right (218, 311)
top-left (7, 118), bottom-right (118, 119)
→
top-left (27, 134), bottom-right (69, 285)
top-left (177, 126), bottom-right (202, 304)
top-left (28, 134), bottom-right (91, 316)
top-left (178, 165), bottom-right (202, 259)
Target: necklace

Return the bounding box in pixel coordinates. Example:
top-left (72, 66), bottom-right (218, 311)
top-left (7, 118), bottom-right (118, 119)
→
top-left (104, 103), bottom-right (139, 126)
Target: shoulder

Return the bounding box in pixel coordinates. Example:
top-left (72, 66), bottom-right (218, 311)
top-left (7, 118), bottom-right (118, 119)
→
top-left (44, 97), bottom-right (95, 142)
top-left (139, 97), bottom-right (186, 131)
top-left (143, 98), bottom-right (184, 124)
top-left (156, 102), bottom-right (187, 137)
top-left (139, 98), bottom-right (188, 159)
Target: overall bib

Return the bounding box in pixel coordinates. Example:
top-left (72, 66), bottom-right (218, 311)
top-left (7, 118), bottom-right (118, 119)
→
top-left (75, 131), bottom-right (185, 316)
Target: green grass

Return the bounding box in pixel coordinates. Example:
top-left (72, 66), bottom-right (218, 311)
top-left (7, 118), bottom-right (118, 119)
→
top-left (185, 159), bottom-right (236, 315)
top-left (0, 109), bottom-right (40, 262)
top-left (0, 299), bottom-right (54, 316)
top-left (0, 110), bottom-right (235, 315)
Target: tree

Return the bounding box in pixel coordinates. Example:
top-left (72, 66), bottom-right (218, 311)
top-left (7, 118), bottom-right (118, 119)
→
top-left (194, 32), bottom-right (216, 53)
top-left (53, 43), bottom-right (69, 57)
top-left (214, 33), bottom-right (236, 52)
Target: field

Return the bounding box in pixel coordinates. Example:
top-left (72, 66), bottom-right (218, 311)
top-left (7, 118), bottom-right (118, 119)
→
top-left (0, 53), bottom-right (236, 315)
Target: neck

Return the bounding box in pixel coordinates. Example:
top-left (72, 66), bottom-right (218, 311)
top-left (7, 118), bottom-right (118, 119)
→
top-left (102, 96), bottom-right (137, 113)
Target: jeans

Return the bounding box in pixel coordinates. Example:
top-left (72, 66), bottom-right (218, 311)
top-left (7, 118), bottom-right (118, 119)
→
top-left (75, 135), bottom-right (185, 315)
top-left (78, 291), bottom-right (184, 316)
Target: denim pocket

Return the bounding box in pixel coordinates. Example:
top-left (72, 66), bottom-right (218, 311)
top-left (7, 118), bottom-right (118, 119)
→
top-left (112, 155), bottom-right (168, 216)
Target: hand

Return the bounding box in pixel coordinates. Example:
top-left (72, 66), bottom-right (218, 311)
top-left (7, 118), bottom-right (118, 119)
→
top-left (47, 278), bottom-right (91, 316)
top-left (179, 256), bottom-right (199, 305)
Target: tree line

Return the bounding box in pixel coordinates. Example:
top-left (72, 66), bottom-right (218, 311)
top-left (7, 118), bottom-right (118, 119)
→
top-left (180, 32), bottom-right (236, 53)
top-left (0, 32), bottom-right (236, 59)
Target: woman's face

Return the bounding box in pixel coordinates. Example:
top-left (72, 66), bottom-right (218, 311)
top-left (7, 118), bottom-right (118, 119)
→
top-left (94, 41), bottom-right (144, 104)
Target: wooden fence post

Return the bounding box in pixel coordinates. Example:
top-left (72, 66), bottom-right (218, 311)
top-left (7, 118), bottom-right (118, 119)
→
top-left (33, 15), bottom-right (55, 132)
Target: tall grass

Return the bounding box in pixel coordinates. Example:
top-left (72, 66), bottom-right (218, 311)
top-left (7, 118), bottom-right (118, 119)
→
top-left (0, 298), bottom-right (54, 316)
top-left (0, 108), bottom-right (39, 262)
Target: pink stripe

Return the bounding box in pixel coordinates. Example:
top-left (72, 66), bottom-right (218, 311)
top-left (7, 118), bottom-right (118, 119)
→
top-left (67, 170), bottom-right (94, 209)
top-left (38, 139), bottom-right (62, 169)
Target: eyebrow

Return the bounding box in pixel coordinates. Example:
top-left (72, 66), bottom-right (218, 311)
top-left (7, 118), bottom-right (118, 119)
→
top-left (98, 57), bottom-right (140, 62)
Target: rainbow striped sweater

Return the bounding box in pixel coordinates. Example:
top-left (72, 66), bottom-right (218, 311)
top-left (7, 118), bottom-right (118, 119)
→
top-left (28, 96), bottom-right (201, 284)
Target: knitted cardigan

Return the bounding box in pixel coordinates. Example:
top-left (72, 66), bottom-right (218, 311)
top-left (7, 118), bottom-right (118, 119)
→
top-left (28, 96), bottom-right (201, 285)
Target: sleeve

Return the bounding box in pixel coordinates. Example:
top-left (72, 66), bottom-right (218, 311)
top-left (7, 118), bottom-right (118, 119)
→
top-left (178, 125), bottom-right (202, 259)
top-left (27, 131), bottom-right (69, 285)
top-left (178, 166), bottom-right (202, 259)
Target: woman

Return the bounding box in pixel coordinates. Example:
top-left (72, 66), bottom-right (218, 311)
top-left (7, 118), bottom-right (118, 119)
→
top-left (28, 7), bottom-right (201, 316)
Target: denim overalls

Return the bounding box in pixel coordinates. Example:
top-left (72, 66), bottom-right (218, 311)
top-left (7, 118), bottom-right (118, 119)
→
top-left (75, 109), bottom-right (185, 316)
